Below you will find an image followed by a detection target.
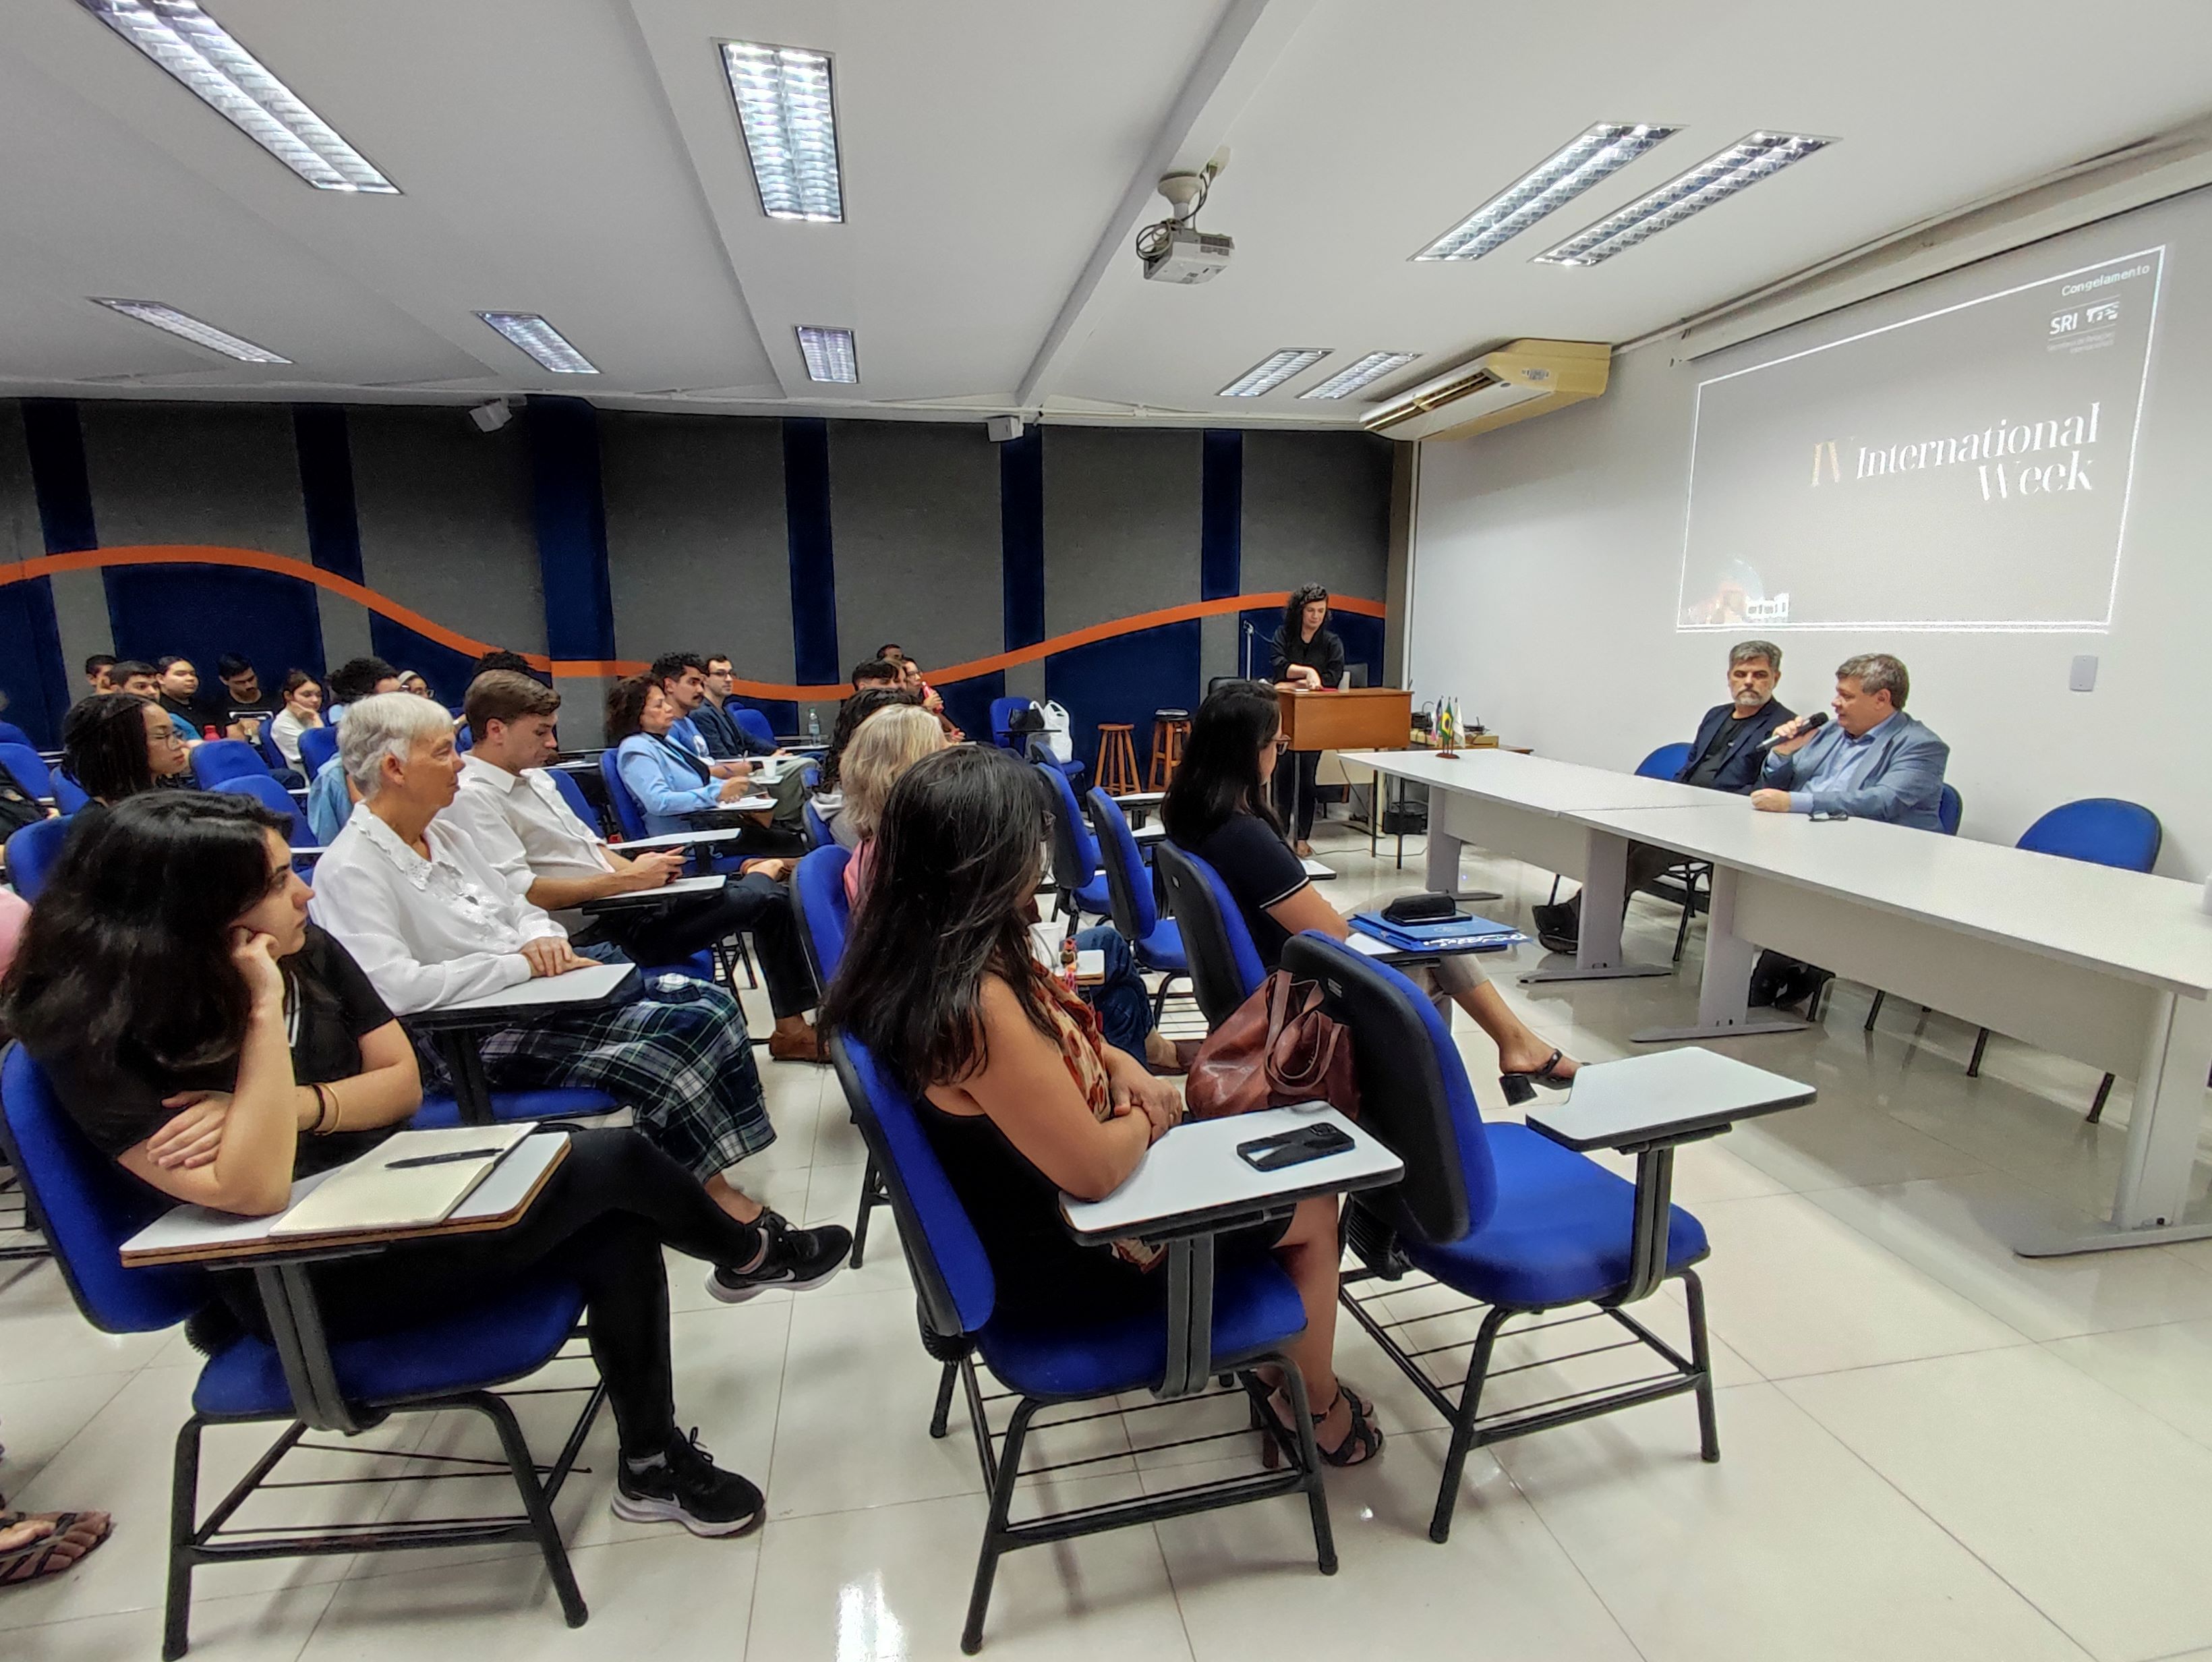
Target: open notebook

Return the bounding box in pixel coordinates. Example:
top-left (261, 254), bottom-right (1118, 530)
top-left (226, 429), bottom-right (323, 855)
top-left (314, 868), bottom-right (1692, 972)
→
top-left (268, 1124), bottom-right (533, 1238)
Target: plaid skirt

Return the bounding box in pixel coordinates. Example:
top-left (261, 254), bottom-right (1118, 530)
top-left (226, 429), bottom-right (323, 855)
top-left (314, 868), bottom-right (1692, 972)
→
top-left (471, 976), bottom-right (774, 1180)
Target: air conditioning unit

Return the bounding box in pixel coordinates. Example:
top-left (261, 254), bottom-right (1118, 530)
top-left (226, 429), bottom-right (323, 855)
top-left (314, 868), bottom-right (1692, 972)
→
top-left (1362, 340), bottom-right (1610, 442)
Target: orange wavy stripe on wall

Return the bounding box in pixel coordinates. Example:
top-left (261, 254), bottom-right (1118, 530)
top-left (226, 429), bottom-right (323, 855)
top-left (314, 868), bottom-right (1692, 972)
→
top-left (0, 545), bottom-right (1385, 701)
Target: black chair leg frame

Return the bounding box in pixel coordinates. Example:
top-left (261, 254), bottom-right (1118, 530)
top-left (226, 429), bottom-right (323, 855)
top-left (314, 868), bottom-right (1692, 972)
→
top-left (162, 1259), bottom-right (605, 1659)
top-left (849, 1156), bottom-right (891, 1267)
top-left (1340, 1137), bottom-right (1723, 1545)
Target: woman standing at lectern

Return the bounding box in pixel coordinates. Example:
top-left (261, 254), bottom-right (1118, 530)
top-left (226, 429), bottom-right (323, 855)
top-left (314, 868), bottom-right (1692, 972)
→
top-left (1268, 583), bottom-right (1345, 857)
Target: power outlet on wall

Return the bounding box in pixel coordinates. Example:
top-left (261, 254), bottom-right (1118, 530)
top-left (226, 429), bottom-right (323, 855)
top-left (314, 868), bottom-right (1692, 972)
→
top-left (2068, 654), bottom-right (2098, 692)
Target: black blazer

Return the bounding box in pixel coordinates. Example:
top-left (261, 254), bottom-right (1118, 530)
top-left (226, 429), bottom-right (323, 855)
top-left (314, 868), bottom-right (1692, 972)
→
top-left (1678, 699), bottom-right (1796, 795)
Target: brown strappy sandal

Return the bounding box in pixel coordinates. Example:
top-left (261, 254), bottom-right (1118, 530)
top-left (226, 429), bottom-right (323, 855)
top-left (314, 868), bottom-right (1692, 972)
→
top-left (0, 1510), bottom-right (113, 1588)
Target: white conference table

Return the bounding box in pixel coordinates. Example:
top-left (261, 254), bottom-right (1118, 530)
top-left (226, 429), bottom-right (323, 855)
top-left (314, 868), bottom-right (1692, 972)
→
top-left (1340, 749), bottom-right (1719, 985)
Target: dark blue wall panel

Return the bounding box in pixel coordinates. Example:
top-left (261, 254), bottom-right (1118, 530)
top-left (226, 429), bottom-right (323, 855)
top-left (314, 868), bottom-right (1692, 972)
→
top-left (999, 426), bottom-right (1045, 650)
top-left (782, 418), bottom-right (839, 684)
top-left (366, 618), bottom-right (478, 706)
top-left (1200, 430), bottom-right (1242, 602)
top-left (526, 397), bottom-right (616, 662)
top-left (11, 400), bottom-right (95, 743)
top-left (293, 405), bottom-right (364, 582)
top-left (1235, 604), bottom-right (1384, 688)
top-left (1045, 621), bottom-right (1201, 773)
top-left (22, 400), bottom-right (97, 554)
top-left (109, 565), bottom-right (325, 706)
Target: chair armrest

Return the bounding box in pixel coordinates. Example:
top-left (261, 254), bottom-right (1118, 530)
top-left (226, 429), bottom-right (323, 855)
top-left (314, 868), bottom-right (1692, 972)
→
top-left (1523, 1049), bottom-right (1813, 1155)
top-left (406, 964), bottom-right (639, 1031)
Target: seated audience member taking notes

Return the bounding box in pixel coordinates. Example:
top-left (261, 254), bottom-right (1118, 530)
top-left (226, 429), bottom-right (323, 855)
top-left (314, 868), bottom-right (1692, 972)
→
top-left (821, 745), bottom-right (1380, 1464)
top-left (0, 792), bottom-right (795, 1538)
top-left (63, 691), bottom-right (194, 807)
top-left (447, 670), bottom-right (825, 1062)
top-left (651, 651), bottom-right (807, 832)
top-left (810, 686), bottom-right (916, 849)
top-left (1751, 652), bottom-right (1949, 828)
top-left (1164, 681), bottom-right (1577, 1097)
top-left (268, 670), bottom-right (325, 771)
top-left (305, 693), bottom-right (849, 1288)
top-left (609, 677), bottom-right (805, 853)
top-left (1268, 584), bottom-right (1344, 856)
top-left (1532, 639), bottom-right (1796, 952)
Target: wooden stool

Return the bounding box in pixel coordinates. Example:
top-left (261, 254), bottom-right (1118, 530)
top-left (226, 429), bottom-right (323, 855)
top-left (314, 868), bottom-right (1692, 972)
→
top-left (1095, 723), bottom-right (1141, 797)
top-left (1146, 709), bottom-right (1190, 791)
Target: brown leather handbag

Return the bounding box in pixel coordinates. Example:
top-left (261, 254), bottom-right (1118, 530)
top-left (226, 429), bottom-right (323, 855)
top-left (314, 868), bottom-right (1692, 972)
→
top-left (1185, 969), bottom-right (1361, 1122)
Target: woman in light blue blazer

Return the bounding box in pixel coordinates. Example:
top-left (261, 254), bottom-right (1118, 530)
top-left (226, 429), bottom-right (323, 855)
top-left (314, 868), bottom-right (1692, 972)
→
top-left (608, 678), bottom-right (806, 854)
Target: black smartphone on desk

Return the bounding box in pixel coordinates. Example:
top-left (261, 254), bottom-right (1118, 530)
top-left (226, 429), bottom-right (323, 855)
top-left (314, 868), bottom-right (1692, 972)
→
top-left (1237, 1122), bottom-right (1355, 1172)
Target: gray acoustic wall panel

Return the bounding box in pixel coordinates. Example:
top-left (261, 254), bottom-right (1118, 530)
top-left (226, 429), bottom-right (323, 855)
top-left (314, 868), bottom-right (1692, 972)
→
top-left (830, 420), bottom-right (1001, 679)
top-left (78, 401), bottom-right (311, 557)
top-left (1240, 431), bottom-right (1393, 599)
top-left (349, 405), bottom-right (546, 652)
top-left (601, 411), bottom-right (792, 679)
top-left (1042, 426), bottom-right (1202, 635)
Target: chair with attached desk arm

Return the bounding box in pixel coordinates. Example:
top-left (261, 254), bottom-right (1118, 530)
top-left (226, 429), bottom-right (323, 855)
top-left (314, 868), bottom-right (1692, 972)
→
top-left (1152, 840), bottom-right (1268, 1031)
top-left (0, 741), bottom-right (57, 805)
top-left (1284, 931), bottom-right (1812, 1544)
top-left (0, 719), bottom-right (30, 750)
top-left (296, 724), bottom-right (339, 780)
top-left (0, 1042), bottom-right (607, 1659)
top-left (826, 1029), bottom-right (1343, 1654)
top-left (214, 773), bottom-right (320, 857)
top-left (791, 844), bottom-right (887, 1270)
top-left (803, 795), bottom-right (834, 850)
top-left (1084, 787), bottom-right (1187, 1020)
top-left (596, 752), bottom-right (758, 993)
top-left (1036, 761), bottom-right (1111, 927)
top-left (51, 766), bottom-right (90, 815)
top-left (190, 739), bottom-right (273, 790)
top-left (731, 708), bottom-right (778, 751)
top-left (1540, 742), bottom-right (1710, 963)
top-left (3, 815), bottom-right (70, 902)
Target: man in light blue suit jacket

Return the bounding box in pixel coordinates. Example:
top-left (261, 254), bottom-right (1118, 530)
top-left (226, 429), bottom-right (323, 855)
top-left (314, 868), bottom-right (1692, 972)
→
top-left (1751, 652), bottom-right (1949, 830)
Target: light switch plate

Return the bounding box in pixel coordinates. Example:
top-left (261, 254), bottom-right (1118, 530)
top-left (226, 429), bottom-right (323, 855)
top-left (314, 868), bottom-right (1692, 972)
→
top-left (2068, 655), bottom-right (2098, 693)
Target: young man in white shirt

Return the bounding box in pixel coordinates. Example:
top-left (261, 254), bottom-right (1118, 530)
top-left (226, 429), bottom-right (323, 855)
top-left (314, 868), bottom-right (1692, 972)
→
top-left (445, 671), bottom-right (825, 1062)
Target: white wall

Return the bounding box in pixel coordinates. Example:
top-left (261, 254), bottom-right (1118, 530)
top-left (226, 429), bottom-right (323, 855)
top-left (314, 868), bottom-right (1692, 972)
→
top-left (1407, 185), bottom-right (2212, 878)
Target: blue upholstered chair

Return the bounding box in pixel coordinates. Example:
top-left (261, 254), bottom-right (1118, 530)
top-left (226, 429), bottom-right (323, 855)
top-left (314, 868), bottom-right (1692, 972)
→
top-left (1084, 788), bottom-right (1186, 1014)
top-left (597, 750), bottom-right (650, 841)
top-left (453, 722), bottom-right (473, 753)
top-left (732, 707), bottom-right (777, 751)
top-left (828, 1031), bottom-right (1335, 1652)
top-left (0, 719), bottom-right (31, 750)
top-left (1971, 798), bottom-right (2164, 1120)
top-left (1285, 933), bottom-right (1743, 1545)
top-left (792, 844), bottom-right (882, 1268)
top-left (547, 766), bottom-right (598, 830)
top-left (0, 1042), bottom-right (605, 1659)
top-left (1635, 741), bottom-right (1710, 962)
top-left (1152, 840), bottom-right (1268, 1029)
top-left (3, 816), bottom-right (69, 902)
top-left (296, 724), bottom-right (339, 778)
top-left (987, 696), bottom-right (1028, 751)
top-left (0, 742), bottom-right (55, 803)
top-left (1035, 762), bottom-right (1111, 925)
top-left (51, 767), bottom-right (91, 815)
top-left (803, 795), bottom-right (834, 851)
top-left (191, 738), bottom-right (272, 789)
top-left (214, 774), bottom-right (318, 851)
top-left (1637, 741), bottom-right (1693, 780)
top-left (252, 714), bottom-right (288, 774)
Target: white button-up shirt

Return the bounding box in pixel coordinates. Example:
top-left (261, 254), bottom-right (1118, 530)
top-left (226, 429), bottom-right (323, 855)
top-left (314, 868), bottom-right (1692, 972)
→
top-left (446, 755), bottom-right (616, 932)
top-left (308, 803), bottom-right (566, 1015)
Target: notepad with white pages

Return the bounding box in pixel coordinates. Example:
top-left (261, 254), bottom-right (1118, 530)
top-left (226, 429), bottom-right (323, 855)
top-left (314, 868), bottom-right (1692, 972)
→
top-left (268, 1124), bottom-right (533, 1237)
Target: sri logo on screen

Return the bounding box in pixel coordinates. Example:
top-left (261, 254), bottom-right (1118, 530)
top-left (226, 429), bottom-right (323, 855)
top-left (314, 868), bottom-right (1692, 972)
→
top-left (1678, 248), bottom-right (2162, 632)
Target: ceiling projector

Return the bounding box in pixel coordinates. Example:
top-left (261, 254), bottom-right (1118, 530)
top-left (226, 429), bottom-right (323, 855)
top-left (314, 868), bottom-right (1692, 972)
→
top-left (1136, 155), bottom-right (1233, 285)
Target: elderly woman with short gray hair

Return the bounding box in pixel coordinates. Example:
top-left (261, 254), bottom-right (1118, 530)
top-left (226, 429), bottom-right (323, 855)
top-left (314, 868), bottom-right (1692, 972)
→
top-left (308, 693), bottom-right (849, 1298)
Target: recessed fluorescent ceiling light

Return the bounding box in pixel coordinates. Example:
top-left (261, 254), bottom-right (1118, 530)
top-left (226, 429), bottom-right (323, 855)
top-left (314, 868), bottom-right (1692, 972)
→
top-left (796, 326), bottom-right (858, 382)
top-left (1414, 123), bottom-right (1677, 262)
top-left (75, 0), bottom-right (395, 194)
top-left (476, 312), bottom-right (598, 374)
top-left (92, 297), bottom-right (289, 362)
top-left (722, 41), bottom-right (843, 222)
top-left (1220, 349), bottom-right (1331, 397)
top-left (1535, 132), bottom-right (1832, 266)
top-left (1298, 351), bottom-right (1422, 401)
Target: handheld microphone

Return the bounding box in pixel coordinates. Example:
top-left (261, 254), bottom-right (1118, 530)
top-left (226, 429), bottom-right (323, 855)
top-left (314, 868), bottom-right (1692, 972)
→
top-left (1753, 710), bottom-right (1828, 753)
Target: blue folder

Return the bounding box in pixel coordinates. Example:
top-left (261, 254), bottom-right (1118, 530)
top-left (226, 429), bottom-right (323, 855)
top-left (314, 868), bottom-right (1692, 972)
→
top-left (1349, 911), bottom-right (1525, 954)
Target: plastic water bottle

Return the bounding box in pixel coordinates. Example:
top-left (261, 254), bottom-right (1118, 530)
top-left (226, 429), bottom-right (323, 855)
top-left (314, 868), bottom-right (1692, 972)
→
top-left (807, 706), bottom-right (821, 743)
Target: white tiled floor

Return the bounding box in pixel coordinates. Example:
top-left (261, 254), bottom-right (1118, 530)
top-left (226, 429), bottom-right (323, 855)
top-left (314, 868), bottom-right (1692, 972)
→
top-left (8, 818), bottom-right (2212, 1661)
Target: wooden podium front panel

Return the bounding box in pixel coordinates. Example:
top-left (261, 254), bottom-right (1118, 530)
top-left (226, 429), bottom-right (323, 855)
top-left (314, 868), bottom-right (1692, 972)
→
top-left (1277, 688), bottom-right (1411, 753)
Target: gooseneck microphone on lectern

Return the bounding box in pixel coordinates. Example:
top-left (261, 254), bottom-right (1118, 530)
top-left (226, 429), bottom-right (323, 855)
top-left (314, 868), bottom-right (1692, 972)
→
top-left (1752, 710), bottom-right (1829, 753)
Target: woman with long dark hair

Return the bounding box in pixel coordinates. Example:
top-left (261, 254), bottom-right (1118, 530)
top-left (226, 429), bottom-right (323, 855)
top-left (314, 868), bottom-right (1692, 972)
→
top-left (61, 690), bottom-right (192, 805)
top-left (821, 746), bottom-right (1379, 1464)
top-left (1, 791), bottom-right (798, 1538)
top-left (1163, 681), bottom-right (1576, 1095)
top-left (1268, 583), bottom-right (1345, 855)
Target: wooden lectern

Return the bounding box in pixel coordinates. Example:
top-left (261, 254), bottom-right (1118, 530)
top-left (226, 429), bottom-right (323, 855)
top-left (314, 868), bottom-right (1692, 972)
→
top-left (1276, 687), bottom-right (1412, 754)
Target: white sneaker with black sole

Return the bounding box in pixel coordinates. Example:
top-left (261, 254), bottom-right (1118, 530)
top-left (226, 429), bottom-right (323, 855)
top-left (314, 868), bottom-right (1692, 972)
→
top-left (610, 1429), bottom-right (763, 1538)
top-left (706, 1209), bottom-right (852, 1302)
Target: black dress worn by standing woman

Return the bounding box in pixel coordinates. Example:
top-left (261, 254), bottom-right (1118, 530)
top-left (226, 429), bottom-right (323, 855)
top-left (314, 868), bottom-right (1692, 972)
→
top-left (1267, 622), bottom-right (1345, 844)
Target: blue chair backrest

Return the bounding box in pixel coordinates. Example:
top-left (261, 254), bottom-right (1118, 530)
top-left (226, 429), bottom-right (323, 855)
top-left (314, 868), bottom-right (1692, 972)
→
top-left (2016, 797), bottom-right (2162, 872)
top-left (1036, 761), bottom-right (1103, 888)
top-left (454, 722), bottom-right (473, 754)
top-left (803, 796), bottom-right (833, 851)
top-left (599, 749), bottom-right (650, 842)
top-left (0, 743), bottom-right (54, 801)
top-left (214, 774), bottom-right (316, 849)
top-left (191, 738), bottom-right (270, 789)
top-left (989, 697), bottom-right (1030, 750)
top-left (548, 767), bottom-right (596, 830)
top-left (1153, 840), bottom-right (1267, 1028)
top-left (1085, 786), bottom-right (1157, 941)
top-left (1938, 783), bottom-right (1963, 836)
top-left (829, 1033), bottom-right (995, 1338)
top-left (792, 844), bottom-right (853, 994)
top-left (4, 816), bottom-right (69, 901)
top-left (1636, 741), bottom-right (1692, 781)
top-left (0, 720), bottom-right (30, 749)
top-left (251, 714), bottom-right (286, 773)
top-left (297, 724), bottom-right (339, 778)
top-left (51, 768), bottom-right (90, 816)
top-left (0, 1044), bottom-right (210, 1335)
top-left (1281, 933), bottom-right (1488, 1247)
top-left (732, 708), bottom-right (777, 750)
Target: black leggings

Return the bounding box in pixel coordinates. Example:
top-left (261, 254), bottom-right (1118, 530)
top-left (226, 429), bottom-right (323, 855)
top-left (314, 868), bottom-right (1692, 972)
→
top-left (225, 1130), bottom-right (760, 1458)
top-left (1273, 750), bottom-right (1321, 840)
top-left (585, 874), bottom-right (815, 1019)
